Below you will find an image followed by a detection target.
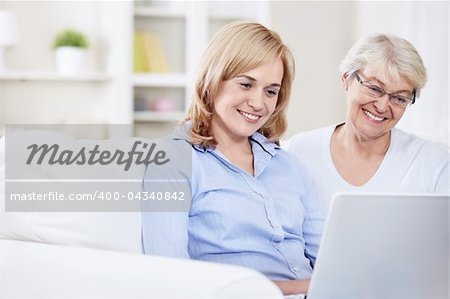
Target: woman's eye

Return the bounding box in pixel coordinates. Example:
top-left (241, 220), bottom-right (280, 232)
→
top-left (265, 89), bottom-right (279, 97)
top-left (367, 85), bottom-right (384, 95)
top-left (239, 82), bottom-right (252, 89)
top-left (393, 96), bottom-right (407, 104)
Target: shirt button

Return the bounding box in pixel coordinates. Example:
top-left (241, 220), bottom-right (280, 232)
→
top-left (293, 266), bottom-right (300, 272)
top-left (273, 223), bottom-right (279, 228)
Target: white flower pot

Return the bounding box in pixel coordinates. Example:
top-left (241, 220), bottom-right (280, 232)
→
top-left (55, 46), bottom-right (87, 75)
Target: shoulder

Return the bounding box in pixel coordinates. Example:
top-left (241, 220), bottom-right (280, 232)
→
top-left (273, 147), bottom-right (313, 182)
top-left (393, 128), bottom-right (449, 158)
top-left (284, 125), bottom-right (334, 151)
top-left (391, 128), bottom-right (449, 168)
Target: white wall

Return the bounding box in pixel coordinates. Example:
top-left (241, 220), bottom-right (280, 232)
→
top-left (271, 1), bottom-right (355, 138)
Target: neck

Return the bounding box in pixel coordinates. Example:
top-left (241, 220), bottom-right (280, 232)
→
top-left (212, 123), bottom-right (255, 176)
top-left (211, 122), bottom-right (253, 156)
top-left (335, 123), bottom-right (391, 156)
top-left (215, 134), bottom-right (252, 157)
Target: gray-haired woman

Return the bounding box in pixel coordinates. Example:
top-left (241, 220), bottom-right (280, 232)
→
top-left (287, 34), bottom-right (449, 214)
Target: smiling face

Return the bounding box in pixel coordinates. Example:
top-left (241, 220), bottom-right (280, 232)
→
top-left (342, 66), bottom-right (415, 141)
top-left (211, 57), bottom-right (284, 145)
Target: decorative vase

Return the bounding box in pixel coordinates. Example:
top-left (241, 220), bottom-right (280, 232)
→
top-left (55, 46), bottom-right (87, 75)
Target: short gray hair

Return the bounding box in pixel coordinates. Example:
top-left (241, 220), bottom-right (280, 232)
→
top-left (340, 34), bottom-right (427, 97)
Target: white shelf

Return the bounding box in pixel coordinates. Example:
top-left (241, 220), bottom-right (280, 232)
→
top-left (132, 73), bottom-right (186, 87)
top-left (134, 111), bottom-right (185, 123)
top-left (134, 6), bottom-right (186, 18)
top-left (0, 70), bottom-right (110, 82)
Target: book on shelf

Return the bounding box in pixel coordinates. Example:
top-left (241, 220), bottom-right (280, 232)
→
top-left (133, 32), bottom-right (148, 72)
top-left (133, 30), bottom-right (169, 73)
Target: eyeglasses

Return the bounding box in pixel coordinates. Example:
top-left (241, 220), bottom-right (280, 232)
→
top-left (354, 72), bottom-right (416, 108)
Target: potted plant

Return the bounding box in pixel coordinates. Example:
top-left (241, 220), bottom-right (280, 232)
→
top-left (53, 29), bottom-right (89, 74)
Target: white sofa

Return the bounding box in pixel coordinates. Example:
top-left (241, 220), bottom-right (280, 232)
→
top-left (0, 131), bottom-right (283, 298)
top-left (0, 239), bottom-right (282, 298)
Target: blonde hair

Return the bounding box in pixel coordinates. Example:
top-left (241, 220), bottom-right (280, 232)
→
top-left (340, 34), bottom-right (427, 97)
top-left (184, 21), bottom-right (295, 148)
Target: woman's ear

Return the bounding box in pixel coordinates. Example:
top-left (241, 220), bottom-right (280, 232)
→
top-left (341, 72), bottom-right (350, 90)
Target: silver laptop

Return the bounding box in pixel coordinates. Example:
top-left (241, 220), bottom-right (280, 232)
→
top-left (306, 193), bottom-right (449, 299)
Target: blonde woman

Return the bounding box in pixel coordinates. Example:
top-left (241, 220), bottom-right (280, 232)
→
top-left (142, 21), bottom-right (323, 295)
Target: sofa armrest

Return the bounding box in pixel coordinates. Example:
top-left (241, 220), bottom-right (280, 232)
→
top-left (0, 239), bottom-right (282, 298)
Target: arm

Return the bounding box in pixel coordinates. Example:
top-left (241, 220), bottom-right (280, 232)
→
top-left (299, 166), bottom-right (325, 267)
top-left (141, 163), bottom-right (190, 258)
top-left (271, 161), bottom-right (321, 296)
top-left (272, 279), bottom-right (310, 295)
top-left (141, 211), bottom-right (189, 258)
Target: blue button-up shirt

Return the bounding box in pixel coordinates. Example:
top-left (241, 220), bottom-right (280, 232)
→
top-left (142, 127), bottom-right (323, 280)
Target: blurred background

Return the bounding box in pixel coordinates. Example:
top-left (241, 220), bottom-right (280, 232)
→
top-left (0, 1), bottom-right (447, 145)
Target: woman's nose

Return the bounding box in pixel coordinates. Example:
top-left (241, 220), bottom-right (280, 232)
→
top-left (373, 94), bottom-right (390, 113)
top-left (247, 92), bottom-right (265, 110)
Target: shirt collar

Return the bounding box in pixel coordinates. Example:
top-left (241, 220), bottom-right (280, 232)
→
top-left (172, 122), bottom-right (280, 155)
top-left (249, 131), bottom-right (280, 157)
